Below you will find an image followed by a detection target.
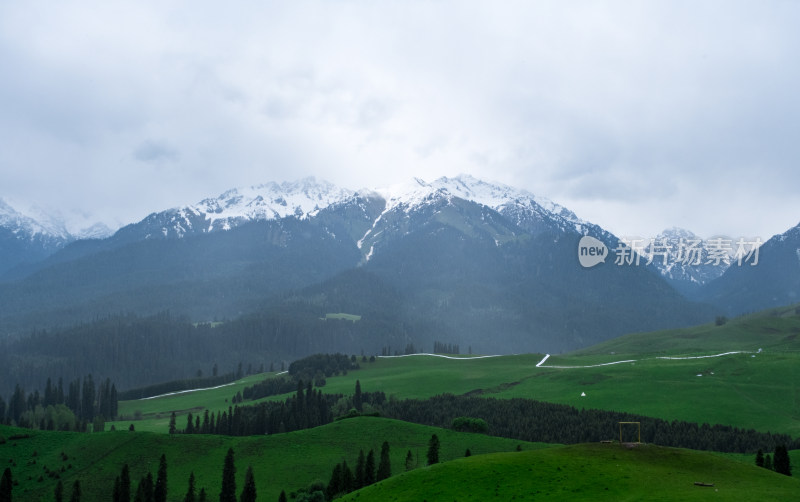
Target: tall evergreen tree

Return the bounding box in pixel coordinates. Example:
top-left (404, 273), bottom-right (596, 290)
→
top-left (354, 380), bottom-right (363, 412)
top-left (0, 468), bottom-right (12, 502)
top-left (198, 488), bottom-right (207, 502)
top-left (340, 460), bottom-right (354, 494)
top-left (365, 449), bottom-right (376, 486)
top-left (755, 449), bottom-right (764, 467)
top-left (278, 490), bottom-right (287, 502)
top-left (427, 434), bottom-right (440, 465)
top-left (154, 454), bottom-right (168, 502)
top-left (326, 463), bottom-right (342, 500)
top-left (169, 412), bottom-right (177, 435)
top-left (355, 450), bottom-right (365, 489)
top-left (70, 480), bottom-right (82, 502)
top-left (765, 454), bottom-right (773, 471)
top-left (405, 450), bottom-right (414, 471)
top-left (220, 448), bottom-right (237, 502)
top-left (114, 476), bottom-right (122, 502)
top-left (135, 473), bottom-right (154, 502)
top-left (773, 445), bottom-right (792, 476)
top-left (120, 464), bottom-right (131, 502)
top-left (54, 479), bottom-right (64, 502)
top-left (239, 466), bottom-right (256, 502)
top-left (184, 472), bottom-right (196, 502)
top-left (377, 441), bottom-right (391, 481)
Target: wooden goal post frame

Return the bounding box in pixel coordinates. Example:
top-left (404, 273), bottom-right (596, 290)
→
top-left (619, 421), bottom-right (641, 443)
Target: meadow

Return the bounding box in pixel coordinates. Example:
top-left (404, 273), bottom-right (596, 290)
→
top-left (1, 417), bottom-right (548, 501)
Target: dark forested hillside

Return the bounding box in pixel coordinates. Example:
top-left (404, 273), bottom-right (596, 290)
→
top-left (0, 308), bottom-right (420, 396)
top-left (0, 218), bottom-right (361, 334)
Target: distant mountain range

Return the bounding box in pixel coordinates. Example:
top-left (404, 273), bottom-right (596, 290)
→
top-left (0, 175), bottom-right (797, 355)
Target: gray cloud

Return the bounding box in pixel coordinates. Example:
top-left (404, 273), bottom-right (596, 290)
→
top-left (0, 1), bottom-right (798, 239)
top-left (134, 140), bottom-right (180, 164)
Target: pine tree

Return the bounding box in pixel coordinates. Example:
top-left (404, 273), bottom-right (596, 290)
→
top-left (326, 463), bottom-right (342, 500)
top-left (341, 460), bottom-right (354, 494)
top-left (376, 441), bottom-right (391, 481)
top-left (120, 464), bottom-right (131, 502)
top-left (355, 450), bottom-right (366, 489)
top-left (765, 454), bottom-right (773, 470)
top-left (220, 448), bottom-right (236, 502)
top-left (427, 434), bottom-right (440, 465)
top-left (184, 472), bottom-right (196, 502)
top-left (186, 413), bottom-right (194, 434)
top-left (239, 466), bottom-right (256, 502)
top-left (169, 412), bottom-right (177, 435)
top-left (278, 490), bottom-right (287, 502)
top-left (0, 468), bottom-right (12, 502)
top-left (70, 480), bottom-right (82, 502)
top-left (134, 473), bottom-right (154, 502)
top-left (465, 448), bottom-right (471, 457)
top-left (774, 445), bottom-right (792, 476)
top-left (154, 454), bottom-right (168, 502)
top-left (755, 449), bottom-right (764, 467)
top-left (198, 487), bottom-right (207, 502)
top-left (365, 449), bottom-right (376, 486)
top-left (114, 476), bottom-right (122, 502)
top-left (55, 479), bottom-right (64, 502)
top-left (354, 380), bottom-right (363, 412)
top-left (405, 450), bottom-right (414, 471)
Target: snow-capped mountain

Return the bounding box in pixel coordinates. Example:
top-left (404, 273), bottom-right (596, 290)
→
top-left (0, 175), bottom-right (717, 354)
top-left (0, 199), bottom-right (76, 276)
top-left (117, 177), bottom-right (355, 240)
top-left (371, 174), bottom-right (587, 230)
top-left (635, 227), bottom-right (732, 294)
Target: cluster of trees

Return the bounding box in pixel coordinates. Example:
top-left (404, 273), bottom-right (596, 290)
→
top-left (432, 341), bottom-right (460, 354)
top-left (118, 372), bottom-right (237, 401)
top-left (755, 445), bottom-right (792, 476)
top-left (0, 375), bottom-right (117, 431)
top-left (378, 394), bottom-right (798, 454)
top-left (288, 353), bottom-right (361, 384)
top-left (240, 375), bottom-right (298, 401)
top-left (178, 381), bottom-right (341, 437)
top-left (379, 344), bottom-right (424, 356)
top-left (323, 442), bottom-right (392, 500)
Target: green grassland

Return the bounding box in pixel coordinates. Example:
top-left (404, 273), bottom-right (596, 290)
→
top-left (573, 303), bottom-right (800, 357)
top-left (111, 372), bottom-right (285, 433)
top-left (339, 443), bottom-right (800, 502)
top-left (114, 305), bottom-right (800, 437)
top-left (1, 417), bottom-right (548, 501)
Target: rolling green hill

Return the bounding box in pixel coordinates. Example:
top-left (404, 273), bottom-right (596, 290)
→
top-left (115, 303), bottom-right (800, 437)
top-left (339, 443), bottom-right (800, 501)
top-left (0, 417), bottom-right (548, 502)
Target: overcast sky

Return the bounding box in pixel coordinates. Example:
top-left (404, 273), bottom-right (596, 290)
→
top-left (1, 1), bottom-right (798, 239)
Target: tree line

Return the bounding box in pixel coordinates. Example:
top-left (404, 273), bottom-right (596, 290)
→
top-left (378, 394), bottom-right (798, 454)
top-left (0, 374), bottom-right (117, 432)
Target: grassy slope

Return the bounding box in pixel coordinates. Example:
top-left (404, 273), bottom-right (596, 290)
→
top-left (339, 443), bottom-right (800, 502)
top-left (572, 303), bottom-right (800, 356)
top-left (116, 351), bottom-right (800, 438)
top-left (0, 417), bottom-right (548, 502)
top-left (113, 304), bottom-right (800, 436)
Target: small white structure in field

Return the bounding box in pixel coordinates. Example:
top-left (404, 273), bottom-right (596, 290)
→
top-left (581, 391), bottom-right (586, 397)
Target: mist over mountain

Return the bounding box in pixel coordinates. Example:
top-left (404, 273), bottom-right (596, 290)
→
top-left (0, 175), bottom-right (795, 391)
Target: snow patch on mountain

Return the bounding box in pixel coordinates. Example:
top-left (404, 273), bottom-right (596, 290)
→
top-left (641, 227), bottom-right (731, 287)
top-left (187, 177), bottom-right (354, 231)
